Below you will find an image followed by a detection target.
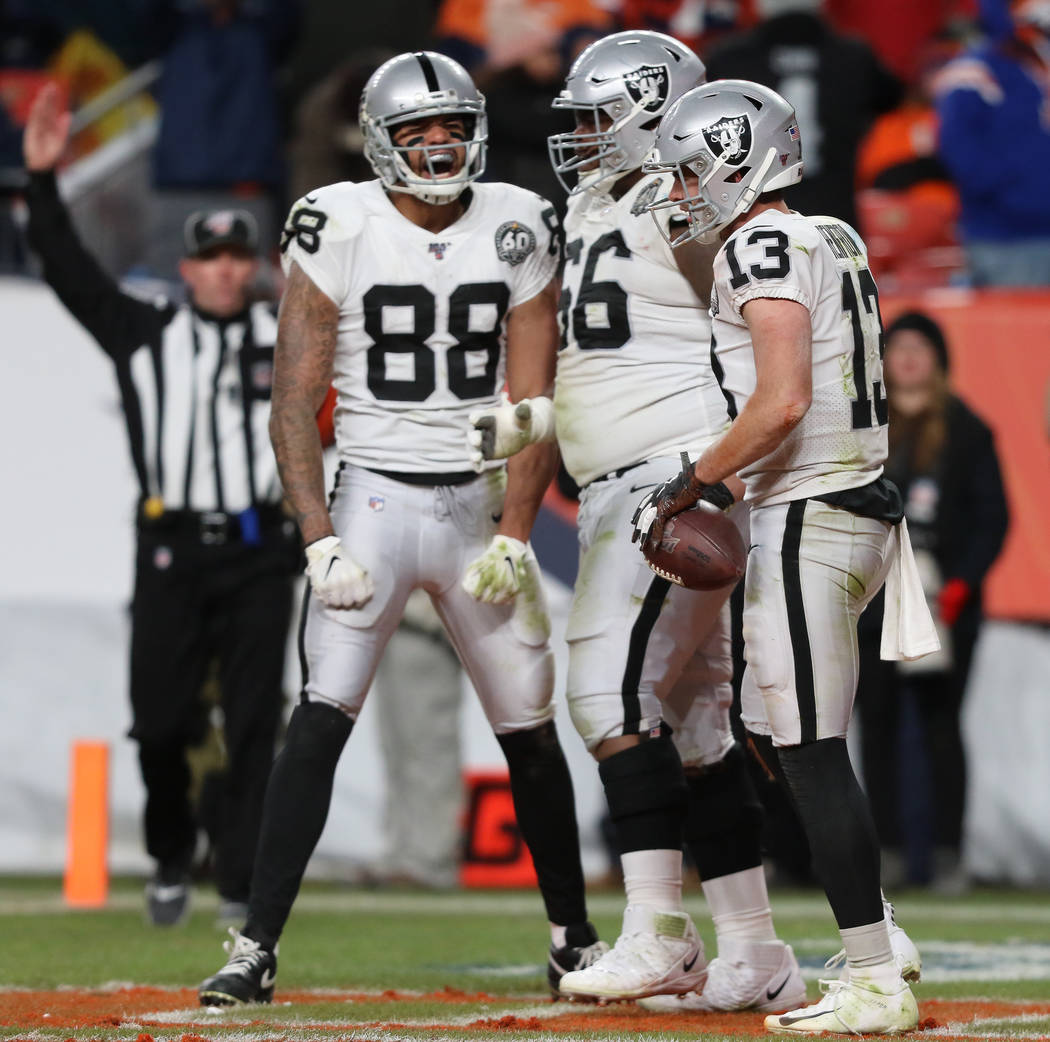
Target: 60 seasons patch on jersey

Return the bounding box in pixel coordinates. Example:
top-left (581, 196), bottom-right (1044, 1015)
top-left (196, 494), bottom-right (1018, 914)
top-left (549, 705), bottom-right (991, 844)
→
top-left (495, 221), bottom-right (536, 266)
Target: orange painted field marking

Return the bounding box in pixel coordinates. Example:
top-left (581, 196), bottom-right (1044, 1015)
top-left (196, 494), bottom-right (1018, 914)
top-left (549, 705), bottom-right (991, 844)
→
top-left (1, 988), bottom-right (1049, 1038)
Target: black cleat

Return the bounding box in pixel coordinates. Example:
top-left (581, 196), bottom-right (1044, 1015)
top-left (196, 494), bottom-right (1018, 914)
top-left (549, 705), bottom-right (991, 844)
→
top-left (199, 928), bottom-right (278, 1006)
top-left (547, 921), bottom-right (609, 995)
top-left (145, 872), bottom-right (190, 927)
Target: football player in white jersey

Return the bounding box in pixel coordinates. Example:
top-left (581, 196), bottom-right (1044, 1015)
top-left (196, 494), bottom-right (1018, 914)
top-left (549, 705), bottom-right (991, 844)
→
top-left (472, 31), bottom-right (805, 1011)
top-left (635, 80), bottom-right (938, 1035)
top-left (198, 51), bottom-right (606, 1007)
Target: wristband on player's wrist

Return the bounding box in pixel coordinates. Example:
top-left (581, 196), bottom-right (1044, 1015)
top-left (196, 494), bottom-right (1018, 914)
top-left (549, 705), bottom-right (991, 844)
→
top-left (699, 482), bottom-right (735, 512)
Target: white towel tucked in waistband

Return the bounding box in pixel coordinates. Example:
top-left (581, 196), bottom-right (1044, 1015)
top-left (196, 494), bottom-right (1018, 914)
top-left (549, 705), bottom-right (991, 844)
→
top-left (880, 517), bottom-right (942, 661)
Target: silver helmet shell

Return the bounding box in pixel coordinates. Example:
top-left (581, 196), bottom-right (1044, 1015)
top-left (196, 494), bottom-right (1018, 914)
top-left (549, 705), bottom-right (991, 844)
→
top-left (548, 30), bottom-right (706, 196)
top-left (360, 51), bottom-right (487, 205)
top-left (643, 79), bottom-right (803, 246)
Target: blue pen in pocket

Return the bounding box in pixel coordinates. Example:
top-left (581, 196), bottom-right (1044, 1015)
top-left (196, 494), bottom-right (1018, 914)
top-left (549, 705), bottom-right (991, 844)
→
top-left (239, 506), bottom-right (262, 546)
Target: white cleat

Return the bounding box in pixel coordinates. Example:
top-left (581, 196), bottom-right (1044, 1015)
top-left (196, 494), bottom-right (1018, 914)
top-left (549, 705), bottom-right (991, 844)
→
top-left (826, 900), bottom-right (922, 983)
top-left (765, 977), bottom-right (918, 1036)
top-left (558, 904), bottom-right (707, 1001)
top-left (638, 938), bottom-right (807, 1013)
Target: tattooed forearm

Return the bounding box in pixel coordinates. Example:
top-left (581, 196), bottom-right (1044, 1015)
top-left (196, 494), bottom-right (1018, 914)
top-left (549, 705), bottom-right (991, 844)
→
top-left (269, 263), bottom-right (339, 545)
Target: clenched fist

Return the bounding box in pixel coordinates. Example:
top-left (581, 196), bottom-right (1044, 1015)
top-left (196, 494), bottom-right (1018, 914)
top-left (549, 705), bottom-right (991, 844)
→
top-left (461, 535), bottom-right (529, 604)
top-left (304, 536), bottom-right (374, 609)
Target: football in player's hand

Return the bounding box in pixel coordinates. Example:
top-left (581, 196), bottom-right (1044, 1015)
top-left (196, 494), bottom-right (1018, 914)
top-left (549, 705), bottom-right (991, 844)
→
top-left (642, 503), bottom-right (746, 590)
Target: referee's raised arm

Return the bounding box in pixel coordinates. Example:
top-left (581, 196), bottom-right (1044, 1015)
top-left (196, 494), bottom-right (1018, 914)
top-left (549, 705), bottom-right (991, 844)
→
top-left (23, 84), bottom-right (172, 358)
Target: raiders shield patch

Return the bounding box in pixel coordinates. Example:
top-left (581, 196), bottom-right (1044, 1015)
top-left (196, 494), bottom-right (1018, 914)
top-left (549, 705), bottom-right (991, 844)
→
top-left (624, 64), bottom-right (670, 113)
top-left (631, 179), bottom-right (662, 216)
top-left (703, 115), bottom-right (752, 166)
top-left (495, 221), bottom-right (536, 266)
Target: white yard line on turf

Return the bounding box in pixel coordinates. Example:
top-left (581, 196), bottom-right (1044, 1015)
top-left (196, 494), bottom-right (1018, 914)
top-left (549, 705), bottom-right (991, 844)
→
top-left (3, 889), bottom-right (1050, 922)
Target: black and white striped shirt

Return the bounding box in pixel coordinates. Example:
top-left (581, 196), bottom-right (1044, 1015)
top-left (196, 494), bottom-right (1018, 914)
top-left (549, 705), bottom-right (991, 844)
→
top-left (27, 171), bottom-right (281, 514)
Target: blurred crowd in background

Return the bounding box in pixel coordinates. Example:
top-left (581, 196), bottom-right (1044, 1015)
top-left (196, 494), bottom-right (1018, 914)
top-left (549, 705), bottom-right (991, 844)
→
top-left (1, 0), bottom-right (1047, 897)
top-left (1, 0), bottom-right (1050, 291)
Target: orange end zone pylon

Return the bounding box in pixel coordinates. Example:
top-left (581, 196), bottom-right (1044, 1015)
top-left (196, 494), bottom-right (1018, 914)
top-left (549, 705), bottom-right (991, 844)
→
top-left (63, 740), bottom-right (109, 907)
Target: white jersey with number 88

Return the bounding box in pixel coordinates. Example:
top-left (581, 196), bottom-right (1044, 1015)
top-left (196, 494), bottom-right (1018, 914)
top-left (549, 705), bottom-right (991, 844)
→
top-left (280, 179), bottom-right (561, 474)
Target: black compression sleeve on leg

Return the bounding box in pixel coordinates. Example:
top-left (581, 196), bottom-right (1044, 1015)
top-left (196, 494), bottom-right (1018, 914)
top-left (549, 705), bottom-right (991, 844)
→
top-left (745, 730), bottom-right (791, 791)
top-left (683, 743), bottom-right (763, 881)
top-left (243, 701), bottom-right (353, 949)
top-left (776, 737), bottom-right (883, 930)
top-left (498, 721), bottom-right (587, 927)
top-left (598, 736), bottom-right (687, 855)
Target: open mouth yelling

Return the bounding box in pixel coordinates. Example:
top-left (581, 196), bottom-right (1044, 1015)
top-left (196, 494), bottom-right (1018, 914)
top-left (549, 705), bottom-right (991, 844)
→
top-left (424, 149), bottom-right (459, 178)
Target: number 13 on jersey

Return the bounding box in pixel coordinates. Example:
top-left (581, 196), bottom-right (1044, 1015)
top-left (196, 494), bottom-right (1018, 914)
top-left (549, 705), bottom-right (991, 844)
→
top-left (841, 266), bottom-right (887, 432)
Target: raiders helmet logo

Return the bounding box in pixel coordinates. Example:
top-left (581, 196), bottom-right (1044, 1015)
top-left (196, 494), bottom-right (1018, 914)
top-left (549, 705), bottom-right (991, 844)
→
top-left (623, 64), bottom-right (670, 113)
top-left (703, 115), bottom-right (752, 166)
top-left (495, 221), bottom-right (536, 266)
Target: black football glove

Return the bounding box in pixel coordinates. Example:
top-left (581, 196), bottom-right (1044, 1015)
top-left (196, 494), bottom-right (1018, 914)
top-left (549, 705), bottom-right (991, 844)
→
top-left (631, 453), bottom-right (735, 551)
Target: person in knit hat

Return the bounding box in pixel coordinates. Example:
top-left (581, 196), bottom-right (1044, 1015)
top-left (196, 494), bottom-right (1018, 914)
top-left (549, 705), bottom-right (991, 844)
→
top-left (855, 310), bottom-right (1008, 894)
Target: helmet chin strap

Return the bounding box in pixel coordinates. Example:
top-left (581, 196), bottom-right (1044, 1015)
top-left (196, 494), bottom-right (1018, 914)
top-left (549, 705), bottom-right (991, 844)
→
top-left (684, 144), bottom-right (779, 243)
top-left (390, 186), bottom-right (465, 205)
top-left (611, 94), bottom-right (650, 137)
top-left (721, 146), bottom-right (778, 229)
top-left (388, 147), bottom-right (474, 204)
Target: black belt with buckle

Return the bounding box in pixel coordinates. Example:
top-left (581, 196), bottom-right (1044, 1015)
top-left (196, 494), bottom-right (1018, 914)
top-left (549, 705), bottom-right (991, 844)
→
top-left (138, 504), bottom-right (285, 545)
top-left (364, 466), bottom-right (480, 487)
top-left (196, 512), bottom-right (241, 545)
top-left (587, 460), bottom-right (647, 486)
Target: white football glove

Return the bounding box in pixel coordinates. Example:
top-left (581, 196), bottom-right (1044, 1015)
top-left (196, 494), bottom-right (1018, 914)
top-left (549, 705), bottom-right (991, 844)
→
top-left (631, 488), bottom-right (661, 549)
top-left (461, 535), bottom-right (529, 604)
top-left (304, 536), bottom-right (374, 610)
top-left (467, 394), bottom-right (556, 471)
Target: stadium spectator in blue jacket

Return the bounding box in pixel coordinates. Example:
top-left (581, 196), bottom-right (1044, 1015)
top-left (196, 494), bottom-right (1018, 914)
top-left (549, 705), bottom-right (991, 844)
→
top-left (142, 0), bottom-right (302, 278)
top-left (934, 0), bottom-right (1050, 286)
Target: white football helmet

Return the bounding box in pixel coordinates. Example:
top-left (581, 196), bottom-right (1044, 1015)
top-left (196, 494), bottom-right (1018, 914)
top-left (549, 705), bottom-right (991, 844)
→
top-left (643, 79), bottom-right (803, 246)
top-left (548, 30), bottom-right (706, 196)
top-left (360, 51), bottom-right (487, 205)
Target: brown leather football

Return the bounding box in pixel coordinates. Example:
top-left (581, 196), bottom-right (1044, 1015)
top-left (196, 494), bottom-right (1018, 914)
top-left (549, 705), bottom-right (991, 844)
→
top-left (642, 503), bottom-right (747, 591)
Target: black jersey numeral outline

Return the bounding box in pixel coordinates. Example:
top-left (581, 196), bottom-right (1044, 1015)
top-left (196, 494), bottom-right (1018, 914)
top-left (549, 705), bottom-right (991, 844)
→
top-left (841, 266), bottom-right (888, 431)
top-left (281, 207), bottom-right (328, 255)
top-left (562, 230), bottom-right (633, 351)
top-left (724, 229), bottom-right (791, 289)
top-left (363, 282), bottom-right (510, 402)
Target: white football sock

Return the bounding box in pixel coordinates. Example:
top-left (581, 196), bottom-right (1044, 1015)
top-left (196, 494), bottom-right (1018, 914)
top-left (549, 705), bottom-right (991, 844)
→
top-left (702, 865), bottom-right (777, 943)
top-left (622, 848), bottom-right (683, 911)
top-left (841, 919), bottom-right (903, 990)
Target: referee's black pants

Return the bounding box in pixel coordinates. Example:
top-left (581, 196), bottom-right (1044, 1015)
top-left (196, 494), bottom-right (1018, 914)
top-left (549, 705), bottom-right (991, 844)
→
top-left (129, 516), bottom-right (298, 899)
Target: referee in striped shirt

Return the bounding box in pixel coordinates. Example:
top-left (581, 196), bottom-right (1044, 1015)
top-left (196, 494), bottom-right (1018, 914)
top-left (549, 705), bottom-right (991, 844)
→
top-left (24, 85), bottom-right (300, 926)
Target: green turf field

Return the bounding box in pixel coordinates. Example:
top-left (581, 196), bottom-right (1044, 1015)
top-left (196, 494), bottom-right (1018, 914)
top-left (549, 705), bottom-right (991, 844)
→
top-left (1, 876), bottom-right (1048, 1040)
